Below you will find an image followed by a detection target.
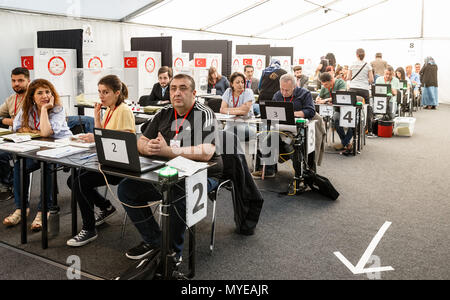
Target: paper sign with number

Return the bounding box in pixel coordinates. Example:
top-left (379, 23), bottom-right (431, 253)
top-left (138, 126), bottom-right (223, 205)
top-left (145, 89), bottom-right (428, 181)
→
top-left (307, 120), bottom-right (316, 155)
top-left (186, 169), bottom-right (207, 227)
top-left (319, 105), bottom-right (333, 117)
top-left (101, 138), bottom-right (129, 164)
top-left (336, 94), bottom-right (352, 105)
top-left (265, 107), bottom-right (286, 121)
top-left (339, 106), bottom-right (356, 128)
top-left (373, 97), bottom-right (387, 114)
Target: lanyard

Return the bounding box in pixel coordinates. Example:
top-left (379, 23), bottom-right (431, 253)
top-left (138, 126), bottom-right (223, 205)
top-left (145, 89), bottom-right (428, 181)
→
top-left (384, 77), bottom-right (392, 84)
top-left (103, 106), bottom-right (116, 129)
top-left (33, 111), bottom-right (40, 130)
top-left (232, 91), bottom-right (243, 108)
top-left (174, 103), bottom-right (195, 137)
top-left (328, 82), bottom-right (335, 98)
top-left (284, 95), bottom-right (294, 103)
top-left (14, 94), bottom-right (23, 115)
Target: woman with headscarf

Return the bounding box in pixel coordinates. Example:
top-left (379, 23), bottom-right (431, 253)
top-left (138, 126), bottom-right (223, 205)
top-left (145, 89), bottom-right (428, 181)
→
top-left (258, 59), bottom-right (287, 101)
top-left (420, 57), bottom-right (439, 109)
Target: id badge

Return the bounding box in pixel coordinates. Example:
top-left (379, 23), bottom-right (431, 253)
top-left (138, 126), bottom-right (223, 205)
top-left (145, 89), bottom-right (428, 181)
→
top-left (170, 139), bottom-right (181, 148)
top-left (211, 88), bottom-right (217, 95)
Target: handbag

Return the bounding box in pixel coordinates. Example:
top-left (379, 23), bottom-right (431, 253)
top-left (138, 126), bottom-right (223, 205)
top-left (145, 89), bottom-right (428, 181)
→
top-left (115, 249), bottom-right (161, 280)
top-left (304, 170), bottom-right (339, 200)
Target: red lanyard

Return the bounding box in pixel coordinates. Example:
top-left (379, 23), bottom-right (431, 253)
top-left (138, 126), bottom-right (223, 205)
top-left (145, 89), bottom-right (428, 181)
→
top-left (232, 91), bottom-right (243, 107)
top-left (14, 95), bottom-right (23, 115)
top-left (174, 103), bottom-right (195, 137)
top-left (103, 106), bottom-right (116, 129)
top-left (33, 111), bottom-right (40, 130)
top-left (384, 77), bottom-right (392, 84)
top-left (284, 96), bottom-right (294, 103)
top-left (328, 82), bottom-right (335, 98)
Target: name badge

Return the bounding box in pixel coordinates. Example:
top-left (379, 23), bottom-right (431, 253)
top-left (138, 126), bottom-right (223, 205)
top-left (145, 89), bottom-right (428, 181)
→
top-left (211, 88), bottom-right (217, 95)
top-left (170, 139), bottom-right (181, 148)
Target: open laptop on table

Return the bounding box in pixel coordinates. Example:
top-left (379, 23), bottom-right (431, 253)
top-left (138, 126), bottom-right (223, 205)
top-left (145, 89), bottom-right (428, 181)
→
top-left (94, 128), bottom-right (165, 173)
top-left (260, 101), bottom-right (297, 133)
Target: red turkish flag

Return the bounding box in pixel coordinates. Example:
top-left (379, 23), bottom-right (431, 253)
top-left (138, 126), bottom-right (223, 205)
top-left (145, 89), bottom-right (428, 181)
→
top-left (21, 56), bottom-right (34, 70)
top-left (299, 59), bottom-right (305, 65)
top-left (124, 57), bottom-right (137, 68)
top-left (243, 58), bottom-right (253, 66)
top-left (195, 58), bottom-right (207, 68)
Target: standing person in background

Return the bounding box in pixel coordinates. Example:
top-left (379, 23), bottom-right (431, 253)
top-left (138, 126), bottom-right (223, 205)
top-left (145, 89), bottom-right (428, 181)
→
top-left (140, 66), bottom-right (172, 106)
top-left (293, 65), bottom-right (309, 88)
top-left (415, 63), bottom-right (421, 75)
top-left (207, 67), bottom-right (229, 96)
top-left (314, 56), bottom-right (329, 90)
top-left (371, 53), bottom-right (388, 81)
top-left (420, 57), bottom-right (439, 110)
top-left (258, 59), bottom-right (287, 101)
top-left (347, 48), bottom-right (374, 135)
top-left (325, 53), bottom-right (336, 70)
top-left (406, 65), bottom-right (420, 97)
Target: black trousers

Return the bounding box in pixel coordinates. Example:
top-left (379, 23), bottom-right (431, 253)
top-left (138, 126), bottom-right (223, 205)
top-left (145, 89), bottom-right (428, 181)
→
top-left (349, 88), bottom-right (373, 133)
top-left (68, 171), bottom-right (123, 231)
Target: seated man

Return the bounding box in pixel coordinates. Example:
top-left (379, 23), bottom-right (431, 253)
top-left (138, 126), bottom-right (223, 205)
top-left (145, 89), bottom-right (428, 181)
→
top-left (315, 72), bottom-right (350, 152)
top-left (140, 66), bottom-right (172, 106)
top-left (376, 65), bottom-right (401, 118)
top-left (252, 74), bottom-right (315, 179)
top-left (293, 66), bottom-right (309, 88)
top-left (406, 65), bottom-right (421, 97)
top-left (244, 65), bottom-right (261, 117)
top-left (117, 74), bottom-right (223, 261)
top-left (0, 67), bottom-right (30, 193)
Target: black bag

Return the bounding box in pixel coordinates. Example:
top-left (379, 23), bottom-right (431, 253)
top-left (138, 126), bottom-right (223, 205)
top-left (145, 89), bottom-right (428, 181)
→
top-left (115, 249), bottom-right (161, 280)
top-left (304, 170), bottom-right (339, 200)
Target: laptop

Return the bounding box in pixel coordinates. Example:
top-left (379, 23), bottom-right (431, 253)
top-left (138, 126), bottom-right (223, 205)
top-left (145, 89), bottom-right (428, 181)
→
top-left (260, 101), bottom-right (296, 125)
top-left (94, 128), bottom-right (165, 173)
top-left (332, 91), bottom-right (357, 106)
top-left (373, 84), bottom-right (392, 96)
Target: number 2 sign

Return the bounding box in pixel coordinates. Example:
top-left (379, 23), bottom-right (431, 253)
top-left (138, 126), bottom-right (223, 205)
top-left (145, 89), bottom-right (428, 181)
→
top-left (186, 169), bottom-right (208, 227)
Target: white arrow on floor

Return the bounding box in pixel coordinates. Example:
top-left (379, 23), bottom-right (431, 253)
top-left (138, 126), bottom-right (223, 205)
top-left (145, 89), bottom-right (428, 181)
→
top-left (334, 221), bottom-right (395, 274)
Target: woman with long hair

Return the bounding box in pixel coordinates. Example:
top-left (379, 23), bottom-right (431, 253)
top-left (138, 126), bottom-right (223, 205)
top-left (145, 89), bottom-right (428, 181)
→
top-left (207, 67), bottom-right (229, 96)
top-left (66, 75), bottom-right (135, 247)
top-left (3, 79), bottom-right (72, 230)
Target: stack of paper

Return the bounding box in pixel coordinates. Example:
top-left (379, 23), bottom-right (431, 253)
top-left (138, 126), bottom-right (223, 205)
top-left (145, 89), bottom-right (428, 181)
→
top-left (0, 128), bottom-right (12, 136)
top-left (56, 134), bottom-right (95, 148)
top-left (3, 133), bottom-right (40, 142)
top-left (37, 146), bottom-right (87, 158)
top-left (23, 140), bottom-right (67, 148)
top-left (166, 156), bottom-right (208, 177)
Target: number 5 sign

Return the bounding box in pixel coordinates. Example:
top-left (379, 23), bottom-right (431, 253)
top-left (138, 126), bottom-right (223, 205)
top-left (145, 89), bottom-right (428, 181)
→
top-left (339, 106), bottom-right (356, 128)
top-left (186, 169), bottom-right (208, 227)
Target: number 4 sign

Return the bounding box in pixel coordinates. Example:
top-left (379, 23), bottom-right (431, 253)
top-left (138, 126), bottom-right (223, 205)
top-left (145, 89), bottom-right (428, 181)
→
top-left (186, 169), bottom-right (208, 227)
top-left (339, 106), bottom-right (356, 128)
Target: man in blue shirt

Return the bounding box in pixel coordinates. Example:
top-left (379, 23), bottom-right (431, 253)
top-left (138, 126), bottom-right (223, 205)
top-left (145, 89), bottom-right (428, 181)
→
top-left (252, 74), bottom-right (315, 178)
top-left (406, 65), bottom-right (421, 96)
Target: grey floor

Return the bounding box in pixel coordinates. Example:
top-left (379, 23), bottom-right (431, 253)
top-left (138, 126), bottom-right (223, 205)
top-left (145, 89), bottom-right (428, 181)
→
top-left (0, 105), bottom-right (449, 280)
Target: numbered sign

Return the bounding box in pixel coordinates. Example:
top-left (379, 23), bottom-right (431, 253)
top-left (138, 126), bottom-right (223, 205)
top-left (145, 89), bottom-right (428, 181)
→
top-left (265, 107), bottom-right (286, 121)
top-left (319, 105), bottom-right (333, 117)
top-left (307, 120), bottom-right (316, 155)
top-left (335, 94), bottom-right (352, 105)
top-left (339, 106), bottom-right (356, 128)
top-left (185, 169), bottom-right (207, 227)
top-left (101, 138), bottom-right (129, 164)
top-left (375, 86), bottom-right (388, 94)
top-left (373, 97), bottom-right (387, 114)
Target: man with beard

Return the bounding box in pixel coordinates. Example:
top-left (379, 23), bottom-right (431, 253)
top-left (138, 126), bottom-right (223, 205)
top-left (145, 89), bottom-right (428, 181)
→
top-left (0, 67), bottom-right (30, 194)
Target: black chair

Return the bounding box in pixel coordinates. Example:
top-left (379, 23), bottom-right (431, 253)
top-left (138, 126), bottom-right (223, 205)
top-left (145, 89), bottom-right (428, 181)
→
top-left (205, 98), bottom-right (222, 113)
top-left (138, 95), bottom-right (151, 106)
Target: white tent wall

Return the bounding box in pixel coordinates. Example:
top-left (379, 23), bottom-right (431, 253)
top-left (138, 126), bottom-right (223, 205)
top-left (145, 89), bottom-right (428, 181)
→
top-left (0, 9), bottom-right (268, 104)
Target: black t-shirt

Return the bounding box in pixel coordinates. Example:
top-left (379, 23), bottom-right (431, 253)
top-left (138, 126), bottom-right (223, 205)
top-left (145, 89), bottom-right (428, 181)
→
top-left (143, 101), bottom-right (223, 179)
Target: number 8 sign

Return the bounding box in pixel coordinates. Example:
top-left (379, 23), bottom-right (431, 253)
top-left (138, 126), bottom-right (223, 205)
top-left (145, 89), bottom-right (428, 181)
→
top-left (339, 106), bottom-right (356, 128)
top-left (186, 169), bottom-right (208, 227)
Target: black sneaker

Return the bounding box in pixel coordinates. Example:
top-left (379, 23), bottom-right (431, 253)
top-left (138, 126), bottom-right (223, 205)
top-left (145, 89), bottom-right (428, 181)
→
top-left (67, 229), bottom-right (98, 247)
top-left (95, 206), bottom-right (117, 227)
top-left (126, 242), bottom-right (159, 260)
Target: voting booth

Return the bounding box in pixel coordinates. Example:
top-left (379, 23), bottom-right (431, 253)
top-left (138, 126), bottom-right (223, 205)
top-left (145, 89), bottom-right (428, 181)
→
top-left (172, 53), bottom-right (190, 76)
top-left (20, 48), bottom-right (77, 115)
top-left (231, 55), bottom-right (266, 79)
top-left (123, 51), bottom-right (161, 102)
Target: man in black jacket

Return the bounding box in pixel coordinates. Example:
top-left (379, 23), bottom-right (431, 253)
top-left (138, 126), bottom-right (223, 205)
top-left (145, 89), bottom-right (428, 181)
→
top-left (140, 66), bottom-right (172, 106)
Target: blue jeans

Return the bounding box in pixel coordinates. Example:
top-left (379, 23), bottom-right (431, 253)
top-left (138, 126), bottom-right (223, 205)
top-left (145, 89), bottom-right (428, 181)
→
top-left (333, 112), bottom-right (353, 147)
top-left (0, 151), bottom-right (13, 186)
top-left (118, 177), bottom-right (218, 255)
top-left (13, 158), bottom-right (53, 211)
top-left (66, 116), bottom-right (95, 133)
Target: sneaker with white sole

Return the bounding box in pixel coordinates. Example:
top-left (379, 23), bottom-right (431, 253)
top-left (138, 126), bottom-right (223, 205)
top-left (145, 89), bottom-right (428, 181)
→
top-left (95, 206), bottom-right (117, 227)
top-left (67, 229), bottom-right (98, 247)
top-left (126, 242), bottom-right (159, 260)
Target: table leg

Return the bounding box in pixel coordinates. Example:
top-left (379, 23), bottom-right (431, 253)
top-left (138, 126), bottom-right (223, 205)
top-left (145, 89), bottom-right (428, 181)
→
top-left (71, 168), bottom-right (77, 236)
top-left (41, 161), bottom-right (48, 249)
top-left (20, 157), bottom-right (27, 244)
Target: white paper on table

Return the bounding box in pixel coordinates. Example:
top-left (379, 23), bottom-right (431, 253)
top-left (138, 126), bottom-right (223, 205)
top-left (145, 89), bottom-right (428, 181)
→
top-left (166, 156), bottom-right (208, 177)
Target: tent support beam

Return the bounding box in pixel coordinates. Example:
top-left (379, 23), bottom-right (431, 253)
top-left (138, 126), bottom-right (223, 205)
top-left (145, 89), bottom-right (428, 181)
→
top-left (200, 0), bottom-right (271, 31)
top-left (288, 0), bottom-right (389, 40)
top-left (120, 0), bottom-right (168, 22)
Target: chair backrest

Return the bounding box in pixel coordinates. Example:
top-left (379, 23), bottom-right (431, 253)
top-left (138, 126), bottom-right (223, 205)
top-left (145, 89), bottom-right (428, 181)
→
top-left (206, 98), bottom-right (222, 113)
top-left (139, 95), bottom-right (151, 106)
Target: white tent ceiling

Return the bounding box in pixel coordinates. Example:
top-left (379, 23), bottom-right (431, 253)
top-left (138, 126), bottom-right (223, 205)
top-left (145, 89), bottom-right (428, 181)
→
top-left (1, 0), bottom-right (440, 41)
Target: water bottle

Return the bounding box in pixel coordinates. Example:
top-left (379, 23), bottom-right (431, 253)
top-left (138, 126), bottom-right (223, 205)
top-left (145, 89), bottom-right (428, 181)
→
top-left (48, 206), bottom-right (60, 237)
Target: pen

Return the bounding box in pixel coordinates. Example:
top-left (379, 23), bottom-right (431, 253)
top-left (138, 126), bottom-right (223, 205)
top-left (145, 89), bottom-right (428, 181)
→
top-left (80, 153), bottom-right (97, 160)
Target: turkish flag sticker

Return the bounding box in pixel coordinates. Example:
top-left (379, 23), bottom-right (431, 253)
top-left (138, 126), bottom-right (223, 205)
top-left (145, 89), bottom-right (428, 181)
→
top-left (299, 59), bottom-right (305, 65)
top-left (21, 56), bottom-right (34, 70)
top-left (243, 58), bottom-right (253, 66)
top-left (124, 57), bottom-right (137, 68)
top-left (195, 58), bottom-right (207, 68)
